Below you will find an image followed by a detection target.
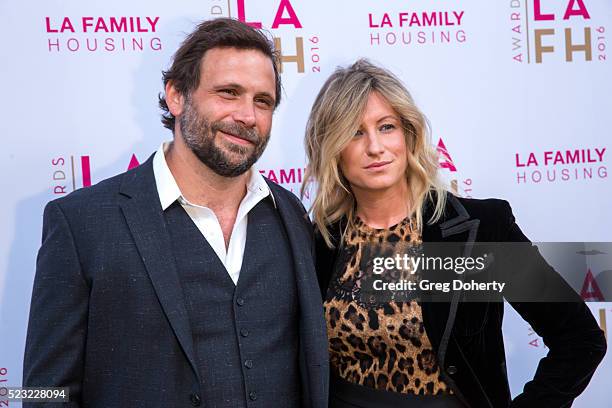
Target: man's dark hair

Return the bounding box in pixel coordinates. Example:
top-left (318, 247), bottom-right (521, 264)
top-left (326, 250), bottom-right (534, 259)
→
top-left (159, 18), bottom-right (282, 131)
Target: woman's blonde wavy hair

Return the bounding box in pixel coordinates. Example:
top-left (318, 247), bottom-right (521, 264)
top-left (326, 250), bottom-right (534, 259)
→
top-left (302, 59), bottom-right (447, 248)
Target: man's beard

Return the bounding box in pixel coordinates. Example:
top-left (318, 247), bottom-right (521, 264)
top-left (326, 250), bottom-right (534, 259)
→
top-left (179, 98), bottom-right (270, 178)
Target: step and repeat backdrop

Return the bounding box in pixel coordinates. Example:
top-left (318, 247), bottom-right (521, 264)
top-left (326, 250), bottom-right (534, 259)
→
top-left (0, 0), bottom-right (610, 406)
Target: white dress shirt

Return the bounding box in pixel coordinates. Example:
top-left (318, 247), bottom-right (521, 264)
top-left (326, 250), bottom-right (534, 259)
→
top-left (152, 142), bottom-right (275, 285)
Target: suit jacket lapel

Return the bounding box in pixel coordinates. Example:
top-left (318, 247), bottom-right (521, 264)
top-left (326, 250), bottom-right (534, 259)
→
top-left (422, 194), bottom-right (480, 368)
top-left (265, 181), bottom-right (329, 408)
top-left (266, 182), bottom-right (328, 358)
top-left (266, 180), bottom-right (327, 342)
top-left (118, 155), bottom-right (200, 382)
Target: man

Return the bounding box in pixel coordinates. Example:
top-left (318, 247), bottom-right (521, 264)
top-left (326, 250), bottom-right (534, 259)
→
top-left (24, 18), bottom-right (329, 408)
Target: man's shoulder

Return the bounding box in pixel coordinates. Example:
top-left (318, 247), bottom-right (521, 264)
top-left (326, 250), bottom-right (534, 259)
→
top-left (263, 178), bottom-right (314, 240)
top-left (49, 160), bottom-right (151, 214)
top-left (264, 178), bottom-right (307, 213)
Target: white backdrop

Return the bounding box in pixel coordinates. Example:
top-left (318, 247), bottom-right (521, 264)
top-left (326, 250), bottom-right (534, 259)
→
top-left (0, 0), bottom-right (610, 406)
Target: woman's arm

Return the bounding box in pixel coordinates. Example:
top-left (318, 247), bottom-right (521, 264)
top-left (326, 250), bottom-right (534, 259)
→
top-left (503, 206), bottom-right (607, 407)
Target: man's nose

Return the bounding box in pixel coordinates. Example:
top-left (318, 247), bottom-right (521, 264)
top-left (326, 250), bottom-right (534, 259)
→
top-left (232, 99), bottom-right (256, 128)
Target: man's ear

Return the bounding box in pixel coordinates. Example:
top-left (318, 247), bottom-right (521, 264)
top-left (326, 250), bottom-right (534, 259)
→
top-left (165, 81), bottom-right (185, 117)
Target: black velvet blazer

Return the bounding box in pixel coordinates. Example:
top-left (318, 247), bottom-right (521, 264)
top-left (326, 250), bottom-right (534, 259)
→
top-left (315, 193), bottom-right (606, 408)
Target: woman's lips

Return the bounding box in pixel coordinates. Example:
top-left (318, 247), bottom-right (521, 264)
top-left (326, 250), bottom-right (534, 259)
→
top-left (365, 160), bottom-right (392, 169)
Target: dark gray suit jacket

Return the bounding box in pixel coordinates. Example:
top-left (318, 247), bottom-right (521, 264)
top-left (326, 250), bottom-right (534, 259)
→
top-left (23, 154), bottom-right (329, 407)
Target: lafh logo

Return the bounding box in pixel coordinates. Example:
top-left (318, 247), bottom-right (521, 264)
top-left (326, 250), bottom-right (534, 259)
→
top-left (510, 0), bottom-right (607, 63)
top-left (533, 0), bottom-right (593, 63)
top-left (51, 154), bottom-right (140, 196)
top-left (232, 0), bottom-right (322, 74)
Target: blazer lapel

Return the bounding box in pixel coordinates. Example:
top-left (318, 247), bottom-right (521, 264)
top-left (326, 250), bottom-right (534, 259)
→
top-left (118, 155), bottom-right (200, 382)
top-left (266, 182), bottom-right (329, 408)
top-left (267, 183), bottom-right (328, 357)
top-left (422, 194), bottom-right (480, 368)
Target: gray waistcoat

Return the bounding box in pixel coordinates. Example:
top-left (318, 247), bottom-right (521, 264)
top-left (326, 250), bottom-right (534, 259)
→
top-left (164, 197), bottom-right (301, 407)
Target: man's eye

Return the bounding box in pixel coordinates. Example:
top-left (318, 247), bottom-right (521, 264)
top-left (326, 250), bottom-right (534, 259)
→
top-left (255, 98), bottom-right (273, 108)
top-left (220, 89), bottom-right (237, 96)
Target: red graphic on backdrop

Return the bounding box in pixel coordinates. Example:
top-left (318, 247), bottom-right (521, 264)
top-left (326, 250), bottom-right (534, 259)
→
top-left (581, 269), bottom-right (605, 301)
top-left (127, 154), bottom-right (140, 170)
top-left (81, 156), bottom-right (92, 187)
top-left (234, 0), bottom-right (317, 74)
top-left (52, 155), bottom-right (91, 195)
top-left (437, 138), bottom-right (457, 172)
top-left (51, 154), bottom-right (140, 196)
top-left (237, 0), bottom-right (302, 29)
top-left (533, 0), bottom-right (590, 21)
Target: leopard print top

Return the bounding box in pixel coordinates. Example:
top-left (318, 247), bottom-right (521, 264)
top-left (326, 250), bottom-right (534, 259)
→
top-left (323, 216), bottom-right (452, 395)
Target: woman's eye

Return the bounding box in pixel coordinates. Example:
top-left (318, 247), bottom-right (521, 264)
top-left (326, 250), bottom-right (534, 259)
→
top-left (380, 123), bottom-right (395, 132)
top-left (354, 129), bottom-right (364, 137)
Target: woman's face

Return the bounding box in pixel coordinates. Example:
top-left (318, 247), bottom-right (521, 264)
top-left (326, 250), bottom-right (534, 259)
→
top-left (339, 91), bottom-right (408, 195)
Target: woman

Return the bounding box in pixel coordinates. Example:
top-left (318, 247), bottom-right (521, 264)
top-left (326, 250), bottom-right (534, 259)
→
top-left (302, 59), bottom-right (606, 407)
